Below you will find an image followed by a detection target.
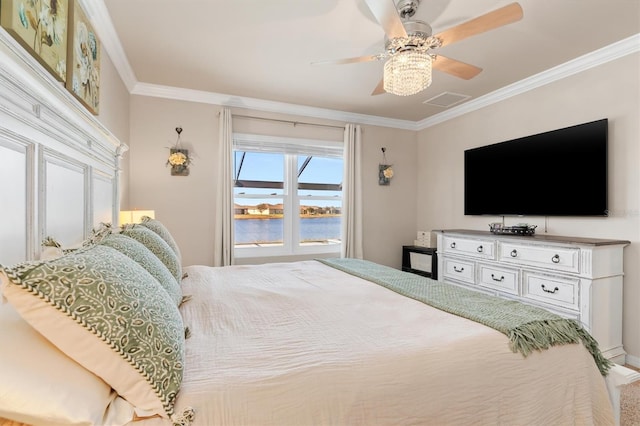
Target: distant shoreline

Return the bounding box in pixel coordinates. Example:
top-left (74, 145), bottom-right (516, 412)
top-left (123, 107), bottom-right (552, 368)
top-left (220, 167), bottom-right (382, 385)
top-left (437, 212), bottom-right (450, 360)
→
top-left (235, 214), bottom-right (341, 220)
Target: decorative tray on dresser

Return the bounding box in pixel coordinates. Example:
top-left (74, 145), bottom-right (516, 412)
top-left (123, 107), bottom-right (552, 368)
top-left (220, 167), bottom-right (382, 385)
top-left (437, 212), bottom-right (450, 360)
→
top-left (435, 229), bottom-right (630, 364)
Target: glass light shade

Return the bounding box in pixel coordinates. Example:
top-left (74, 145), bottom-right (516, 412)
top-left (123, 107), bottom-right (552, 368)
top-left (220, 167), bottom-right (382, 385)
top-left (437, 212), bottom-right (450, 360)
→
top-left (383, 51), bottom-right (432, 96)
top-left (119, 210), bottom-right (155, 225)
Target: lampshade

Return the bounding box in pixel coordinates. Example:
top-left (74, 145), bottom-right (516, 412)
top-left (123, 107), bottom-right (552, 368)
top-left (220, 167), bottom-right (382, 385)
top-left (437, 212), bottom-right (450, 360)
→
top-left (383, 51), bottom-right (432, 96)
top-left (119, 210), bottom-right (155, 225)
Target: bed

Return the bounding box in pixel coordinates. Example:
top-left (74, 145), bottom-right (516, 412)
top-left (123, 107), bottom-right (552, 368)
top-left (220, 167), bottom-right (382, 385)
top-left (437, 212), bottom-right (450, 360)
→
top-left (0, 221), bottom-right (617, 425)
top-left (153, 260), bottom-right (616, 425)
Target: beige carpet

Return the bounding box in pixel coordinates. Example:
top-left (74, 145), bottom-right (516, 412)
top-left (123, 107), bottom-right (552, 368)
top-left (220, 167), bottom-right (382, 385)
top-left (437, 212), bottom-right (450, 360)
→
top-left (622, 365), bottom-right (640, 426)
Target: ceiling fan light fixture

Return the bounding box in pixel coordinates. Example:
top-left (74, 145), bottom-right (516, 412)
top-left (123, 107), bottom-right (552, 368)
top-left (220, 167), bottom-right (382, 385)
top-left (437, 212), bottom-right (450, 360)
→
top-left (383, 51), bottom-right (432, 96)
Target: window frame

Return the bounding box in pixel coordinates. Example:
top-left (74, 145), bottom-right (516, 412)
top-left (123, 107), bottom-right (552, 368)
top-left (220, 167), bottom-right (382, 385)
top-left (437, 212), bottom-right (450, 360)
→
top-left (232, 133), bottom-right (343, 259)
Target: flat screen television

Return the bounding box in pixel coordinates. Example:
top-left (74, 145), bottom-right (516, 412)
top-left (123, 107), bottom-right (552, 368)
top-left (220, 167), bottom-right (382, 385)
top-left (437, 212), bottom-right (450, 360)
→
top-left (464, 118), bottom-right (608, 216)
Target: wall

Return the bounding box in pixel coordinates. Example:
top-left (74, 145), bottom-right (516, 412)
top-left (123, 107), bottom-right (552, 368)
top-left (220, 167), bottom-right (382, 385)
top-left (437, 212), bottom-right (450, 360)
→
top-left (416, 53), bottom-right (640, 365)
top-left (95, 53), bottom-right (131, 209)
top-left (128, 97), bottom-right (418, 268)
top-left (128, 96), bottom-right (219, 266)
top-left (358, 125), bottom-right (418, 267)
top-left (96, 53), bottom-right (130, 151)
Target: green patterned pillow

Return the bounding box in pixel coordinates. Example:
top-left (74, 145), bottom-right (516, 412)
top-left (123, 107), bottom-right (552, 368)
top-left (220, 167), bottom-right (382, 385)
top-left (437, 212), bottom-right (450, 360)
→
top-left (140, 217), bottom-right (182, 264)
top-left (121, 225), bottom-right (182, 282)
top-left (99, 233), bottom-right (182, 306)
top-left (0, 245), bottom-right (185, 421)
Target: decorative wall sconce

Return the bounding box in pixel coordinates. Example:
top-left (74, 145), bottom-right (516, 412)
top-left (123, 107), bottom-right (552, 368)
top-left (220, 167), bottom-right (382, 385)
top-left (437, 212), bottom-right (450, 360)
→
top-left (379, 147), bottom-right (394, 185)
top-left (167, 126), bottom-right (191, 176)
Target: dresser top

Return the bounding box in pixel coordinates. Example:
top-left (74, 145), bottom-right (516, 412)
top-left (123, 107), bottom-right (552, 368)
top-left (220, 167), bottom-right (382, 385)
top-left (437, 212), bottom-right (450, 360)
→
top-left (435, 229), bottom-right (630, 247)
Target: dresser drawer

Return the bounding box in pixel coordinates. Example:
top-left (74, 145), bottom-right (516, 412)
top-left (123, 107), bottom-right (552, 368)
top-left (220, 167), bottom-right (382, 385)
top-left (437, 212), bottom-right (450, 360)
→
top-left (442, 257), bottom-right (475, 284)
top-left (523, 272), bottom-right (579, 310)
top-left (499, 242), bottom-right (579, 273)
top-left (478, 264), bottom-right (519, 295)
top-left (443, 236), bottom-right (495, 260)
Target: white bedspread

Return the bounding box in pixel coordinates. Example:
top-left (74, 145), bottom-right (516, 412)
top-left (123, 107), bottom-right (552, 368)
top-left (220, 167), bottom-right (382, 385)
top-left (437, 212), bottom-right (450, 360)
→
top-left (138, 260), bottom-right (613, 425)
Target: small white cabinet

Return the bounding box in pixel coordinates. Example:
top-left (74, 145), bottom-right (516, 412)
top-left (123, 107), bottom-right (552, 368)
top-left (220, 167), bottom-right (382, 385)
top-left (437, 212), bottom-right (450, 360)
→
top-left (436, 229), bottom-right (629, 363)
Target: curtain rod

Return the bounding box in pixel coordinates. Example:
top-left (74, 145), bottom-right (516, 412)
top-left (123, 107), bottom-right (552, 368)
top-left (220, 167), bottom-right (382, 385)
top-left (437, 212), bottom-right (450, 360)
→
top-left (232, 114), bottom-right (345, 130)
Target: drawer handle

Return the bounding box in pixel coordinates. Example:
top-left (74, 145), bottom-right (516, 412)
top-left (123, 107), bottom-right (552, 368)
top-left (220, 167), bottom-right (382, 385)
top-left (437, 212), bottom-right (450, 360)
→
top-left (510, 249), bottom-right (518, 258)
top-left (541, 284), bottom-right (559, 294)
top-left (450, 242), bottom-right (456, 249)
top-left (453, 266), bottom-right (465, 273)
top-left (551, 254), bottom-right (560, 264)
top-left (477, 245), bottom-right (483, 253)
top-left (491, 274), bottom-right (505, 282)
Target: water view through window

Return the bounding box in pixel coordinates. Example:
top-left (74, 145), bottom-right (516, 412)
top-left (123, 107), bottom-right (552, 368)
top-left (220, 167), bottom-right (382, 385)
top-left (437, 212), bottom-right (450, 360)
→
top-left (235, 216), bottom-right (341, 246)
top-left (233, 148), bottom-right (342, 251)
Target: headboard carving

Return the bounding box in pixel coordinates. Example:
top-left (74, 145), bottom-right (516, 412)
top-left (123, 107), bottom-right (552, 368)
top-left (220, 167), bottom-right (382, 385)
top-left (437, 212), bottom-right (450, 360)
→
top-left (0, 28), bottom-right (126, 266)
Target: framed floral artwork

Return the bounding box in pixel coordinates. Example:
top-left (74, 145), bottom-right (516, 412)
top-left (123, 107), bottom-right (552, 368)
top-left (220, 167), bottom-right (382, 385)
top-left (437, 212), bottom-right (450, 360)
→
top-left (66, 0), bottom-right (99, 114)
top-left (0, 0), bottom-right (69, 82)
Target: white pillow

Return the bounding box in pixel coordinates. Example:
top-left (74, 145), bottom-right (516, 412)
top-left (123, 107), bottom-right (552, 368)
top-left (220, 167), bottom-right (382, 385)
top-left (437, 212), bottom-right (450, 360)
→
top-left (1, 245), bottom-right (185, 420)
top-left (0, 301), bottom-right (135, 426)
top-left (39, 245), bottom-right (64, 261)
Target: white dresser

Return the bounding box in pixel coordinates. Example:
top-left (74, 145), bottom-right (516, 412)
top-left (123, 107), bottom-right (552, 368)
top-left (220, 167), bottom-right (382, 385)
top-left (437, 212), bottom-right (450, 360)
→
top-left (436, 229), bottom-right (629, 363)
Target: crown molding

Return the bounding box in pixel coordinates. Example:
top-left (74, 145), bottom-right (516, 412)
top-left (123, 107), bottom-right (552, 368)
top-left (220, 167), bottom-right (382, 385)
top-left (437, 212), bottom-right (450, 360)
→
top-left (79, 0), bottom-right (137, 92)
top-left (417, 33), bottom-right (640, 130)
top-left (87, 0), bottom-right (638, 131)
top-left (131, 82), bottom-right (419, 131)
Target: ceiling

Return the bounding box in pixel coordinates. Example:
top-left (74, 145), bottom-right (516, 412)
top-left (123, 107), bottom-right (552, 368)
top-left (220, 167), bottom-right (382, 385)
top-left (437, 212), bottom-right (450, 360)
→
top-left (101, 0), bottom-right (640, 123)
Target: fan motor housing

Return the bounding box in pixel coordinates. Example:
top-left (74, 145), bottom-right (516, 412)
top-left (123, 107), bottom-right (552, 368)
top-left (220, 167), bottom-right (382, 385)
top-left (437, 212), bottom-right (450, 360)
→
top-left (397, 0), bottom-right (421, 18)
top-left (384, 20), bottom-right (432, 50)
top-left (402, 20), bottom-right (432, 38)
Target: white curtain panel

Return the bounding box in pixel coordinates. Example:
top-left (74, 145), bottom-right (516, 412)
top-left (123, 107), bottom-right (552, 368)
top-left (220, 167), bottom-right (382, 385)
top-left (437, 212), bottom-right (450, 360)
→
top-left (214, 108), bottom-right (234, 266)
top-left (341, 124), bottom-right (363, 259)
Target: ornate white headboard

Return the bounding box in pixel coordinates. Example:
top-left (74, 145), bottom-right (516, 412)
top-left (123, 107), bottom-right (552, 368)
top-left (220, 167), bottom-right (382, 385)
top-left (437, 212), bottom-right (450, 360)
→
top-left (0, 29), bottom-right (126, 266)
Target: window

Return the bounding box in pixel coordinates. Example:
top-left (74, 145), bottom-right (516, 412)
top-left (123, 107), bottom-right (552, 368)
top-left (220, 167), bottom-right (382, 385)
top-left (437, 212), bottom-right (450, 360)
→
top-left (233, 133), bottom-right (343, 258)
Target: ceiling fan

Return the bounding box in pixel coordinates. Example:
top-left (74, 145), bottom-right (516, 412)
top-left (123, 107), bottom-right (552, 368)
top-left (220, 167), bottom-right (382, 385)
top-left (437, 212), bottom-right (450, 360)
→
top-left (313, 0), bottom-right (523, 97)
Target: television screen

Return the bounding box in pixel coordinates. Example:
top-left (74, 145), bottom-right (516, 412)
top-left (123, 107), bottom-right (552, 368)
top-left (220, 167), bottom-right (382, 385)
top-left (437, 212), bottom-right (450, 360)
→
top-left (464, 119), bottom-right (608, 216)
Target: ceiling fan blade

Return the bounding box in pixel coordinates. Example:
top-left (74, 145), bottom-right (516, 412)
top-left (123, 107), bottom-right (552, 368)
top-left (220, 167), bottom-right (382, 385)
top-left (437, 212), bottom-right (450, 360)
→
top-left (371, 78), bottom-right (385, 96)
top-left (311, 54), bottom-right (382, 66)
top-left (434, 2), bottom-right (523, 48)
top-left (364, 0), bottom-right (408, 39)
top-left (432, 55), bottom-right (482, 80)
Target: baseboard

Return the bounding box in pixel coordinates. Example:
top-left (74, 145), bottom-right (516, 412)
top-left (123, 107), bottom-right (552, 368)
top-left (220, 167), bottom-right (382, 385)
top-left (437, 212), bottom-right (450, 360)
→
top-left (625, 354), bottom-right (640, 369)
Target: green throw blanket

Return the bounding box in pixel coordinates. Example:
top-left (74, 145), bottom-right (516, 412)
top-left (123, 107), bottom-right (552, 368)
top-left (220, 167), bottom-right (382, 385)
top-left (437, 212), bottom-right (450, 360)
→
top-left (319, 258), bottom-right (612, 376)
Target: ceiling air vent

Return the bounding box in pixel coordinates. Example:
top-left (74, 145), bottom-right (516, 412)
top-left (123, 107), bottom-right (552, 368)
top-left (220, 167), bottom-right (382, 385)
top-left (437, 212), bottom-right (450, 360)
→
top-left (423, 92), bottom-right (471, 108)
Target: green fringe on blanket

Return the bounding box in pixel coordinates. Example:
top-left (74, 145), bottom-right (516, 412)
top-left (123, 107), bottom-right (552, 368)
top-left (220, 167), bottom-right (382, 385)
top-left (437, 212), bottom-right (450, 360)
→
top-left (319, 258), bottom-right (612, 376)
top-left (508, 319), bottom-right (612, 375)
